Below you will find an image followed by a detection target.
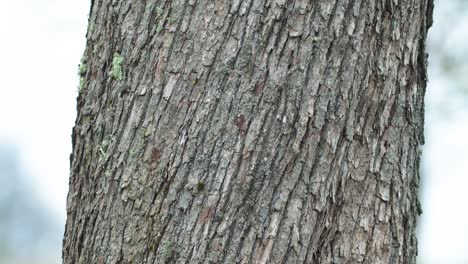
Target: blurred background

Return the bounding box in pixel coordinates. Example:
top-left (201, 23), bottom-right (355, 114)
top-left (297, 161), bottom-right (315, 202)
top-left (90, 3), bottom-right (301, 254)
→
top-left (0, 0), bottom-right (467, 263)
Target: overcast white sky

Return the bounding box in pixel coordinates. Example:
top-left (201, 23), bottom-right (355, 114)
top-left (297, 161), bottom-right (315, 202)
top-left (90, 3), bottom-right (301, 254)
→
top-left (0, 1), bottom-right (467, 263)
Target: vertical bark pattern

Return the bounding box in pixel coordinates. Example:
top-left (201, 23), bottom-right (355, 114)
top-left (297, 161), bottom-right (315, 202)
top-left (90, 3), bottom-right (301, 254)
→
top-left (64, 0), bottom-right (433, 263)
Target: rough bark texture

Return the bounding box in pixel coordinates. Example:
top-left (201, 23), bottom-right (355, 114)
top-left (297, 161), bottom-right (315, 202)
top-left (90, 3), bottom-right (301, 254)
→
top-left (63, 0), bottom-right (433, 263)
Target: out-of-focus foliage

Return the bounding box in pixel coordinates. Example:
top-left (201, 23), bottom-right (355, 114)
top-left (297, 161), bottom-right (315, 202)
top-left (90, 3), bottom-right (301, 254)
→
top-left (425, 0), bottom-right (468, 121)
top-left (429, 0), bottom-right (468, 93)
top-left (0, 144), bottom-right (62, 263)
top-left (418, 1), bottom-right (468, 264)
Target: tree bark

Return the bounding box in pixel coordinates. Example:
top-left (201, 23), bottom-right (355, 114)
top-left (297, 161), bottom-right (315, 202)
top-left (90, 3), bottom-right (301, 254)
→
top-left (63, 0), bottom-right (433, 263)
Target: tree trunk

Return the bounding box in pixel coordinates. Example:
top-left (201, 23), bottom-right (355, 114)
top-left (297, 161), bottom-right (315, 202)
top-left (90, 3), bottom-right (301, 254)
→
top-left (63, 0), bottom-right (433, 263)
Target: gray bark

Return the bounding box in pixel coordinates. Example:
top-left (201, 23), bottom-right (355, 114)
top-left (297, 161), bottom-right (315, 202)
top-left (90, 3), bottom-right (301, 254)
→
top-left (63, 0), bottom-right (433, 263)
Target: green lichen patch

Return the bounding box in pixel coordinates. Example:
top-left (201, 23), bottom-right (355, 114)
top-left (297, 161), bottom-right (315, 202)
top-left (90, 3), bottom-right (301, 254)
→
top-left (156, 23), bottom-right (164, 34)
top-left (88, 20), bottom-right (95, 34)
top-left (78, 53), bottom-right (87, 76)
top-left (78, 63), bottom-right (87, 76)
top-left (79, 77), bottom-right (85, 92)
top-left (77, 56), bottom-right (87, 92)
top-left (167, 17), bottom-right (176, 24)
top-left (155, 7), bottom-right (164, 17)
top-left (98, 137), bottom-right (113, 160)
top-left (111, 53), bottom-right (124, 80)
top-left (105, 170), bottom-right (112, 178)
